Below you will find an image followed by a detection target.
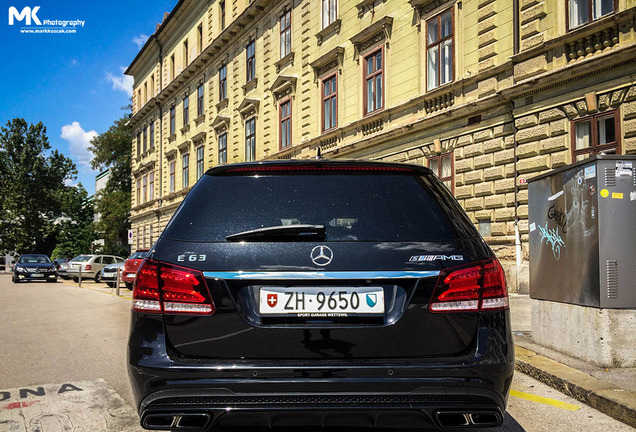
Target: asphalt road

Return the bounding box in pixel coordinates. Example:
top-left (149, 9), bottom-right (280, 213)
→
top-left (0, 275), bottom-right (633, 431)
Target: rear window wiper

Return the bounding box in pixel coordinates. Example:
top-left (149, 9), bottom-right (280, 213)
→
top-left (226, 224), bottom-right (326, 242)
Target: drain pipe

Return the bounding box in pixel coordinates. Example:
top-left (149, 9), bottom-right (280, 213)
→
top-left (155, 37), bottom-right (164, 233)
top-left (512, 100), bottom-right (522, 293)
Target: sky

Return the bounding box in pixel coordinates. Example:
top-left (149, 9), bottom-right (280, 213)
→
top-left (0, 0), bottom-right (177, 195)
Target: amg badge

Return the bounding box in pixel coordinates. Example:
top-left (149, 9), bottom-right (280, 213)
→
top-left (409, 255), bottom-right (464, 262)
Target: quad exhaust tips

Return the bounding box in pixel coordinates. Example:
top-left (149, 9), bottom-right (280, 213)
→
top-left (142, 413), bottom-right (211, 431)
top-left (435, 410), bottom-right (503, 428)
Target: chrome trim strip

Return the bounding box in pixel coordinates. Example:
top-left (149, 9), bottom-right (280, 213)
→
top-left (202, 271), bottom-right (440, 280)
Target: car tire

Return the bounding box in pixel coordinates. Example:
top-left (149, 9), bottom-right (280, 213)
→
top-left (94, 274), bottom-right (100, 283)
top-left (52, 278), bottom-right (58, 283)
top-left (106, 282), bottom-right (116, 288)
top-left (12, 275), bottom-right (20, 283)
top-left (73, 277), bottom-right (79, 283)
top-left (125, 282), bottom-right (133, 291)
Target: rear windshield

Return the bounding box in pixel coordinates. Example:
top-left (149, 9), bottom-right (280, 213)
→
top-left (70, 255), bottom-right (91, 262)
top-left (129, 251), bottom-right (147, 259)
top-left (162, 173), bottom-right (458, 242)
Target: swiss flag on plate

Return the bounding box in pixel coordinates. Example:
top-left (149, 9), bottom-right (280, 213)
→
top-left (267, 293), bottom-right (278, 308)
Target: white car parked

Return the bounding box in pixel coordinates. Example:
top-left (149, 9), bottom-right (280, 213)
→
top-left (65, 254), bottom-right (125, 282)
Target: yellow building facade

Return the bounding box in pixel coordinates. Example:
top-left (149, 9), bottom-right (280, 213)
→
top-left (127, 0), bottom-right (636, 291)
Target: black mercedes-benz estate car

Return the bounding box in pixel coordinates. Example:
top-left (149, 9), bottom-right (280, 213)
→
top-left (128, 160), bottom-right (514, 431)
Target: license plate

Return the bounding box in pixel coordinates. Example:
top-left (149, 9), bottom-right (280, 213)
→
top-left (30, 273), bottom-right (43, 278)
top-left (259, 287), bottom-right (384, 316)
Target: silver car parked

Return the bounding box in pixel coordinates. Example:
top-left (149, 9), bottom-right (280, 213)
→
top-left (66, 254), bottom-right (125, 282)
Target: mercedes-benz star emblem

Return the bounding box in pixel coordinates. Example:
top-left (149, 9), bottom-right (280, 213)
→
top-left (310, 245), bottom-right (333, 266)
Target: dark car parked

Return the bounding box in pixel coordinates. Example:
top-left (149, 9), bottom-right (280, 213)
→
top-left (128, 160), bottom-right (514, 431)
top-left (13, 254), bottom-right (57, 283)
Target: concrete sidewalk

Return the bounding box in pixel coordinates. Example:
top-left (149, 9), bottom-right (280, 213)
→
top-left (509, 294), bottom-right (636, 428)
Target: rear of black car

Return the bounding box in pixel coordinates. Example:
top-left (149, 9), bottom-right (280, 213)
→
top-left (128, 160), bottom-right (514, 431)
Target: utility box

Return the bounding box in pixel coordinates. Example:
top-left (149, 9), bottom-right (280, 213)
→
top-left (528, 155), bottom-right (636, 308)
top-left (528, 155), bottom-right (636, 367)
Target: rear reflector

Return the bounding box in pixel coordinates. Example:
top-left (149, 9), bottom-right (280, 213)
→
top-left (429, 258), bottom-right (508, 313)
top-left (132, 259), bottom-right (215, 315)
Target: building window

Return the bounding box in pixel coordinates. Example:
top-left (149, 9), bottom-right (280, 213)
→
top-left (322, 74), bottom-right (337, 132)
top-left (280, 99), bottom-right (292, 149)
top-left (170, 54), bottom-right (175, 81)
top-left (218, 132), bottom-right (228, 164)
top-left (149, 171), bottom-right (154, 200)
top-left (136, 178), bottom-right (141, 205)
top-left (169, 161), bottom-right (176, 193)
top-left (150, 74), bottom-right (155, 97)
top-left (568, 0), bottom-right (615, 30)
top-left (572, 110), bottom-right (620, 161)
top-left (427, 9), bottom-right (454, 91)
top-left (245, 117), bottom-right (256, 161)
top-left (196, 146), bottom-right (205, 178)
top-left (322, 0), bottom-right (337, 29)
top-left (182, 153), bottom-right (190, 189)
top-left (219, 64), bottom-right (227, 101)
top-left (280, 9), bottom-right (291, 59)
top-left (220, 1), bottom-right (226, 30)
top-left (137, 89), bottom-right (142, 111)
top-left (150, 121), bottom-right (155, 148)
top-left (144, 83), bottom-right (148, 104)
top-left (428, 152), bottom-right (454, 193)
top-left (142, 175), bottom-right (147, 203)
top-left (143, 127), bottom-right (147, 153)
top-left (197, 23), bottom-right (203, 54)
top-left (246, 40), bottom-right (256, 82)
top-left (169, 106), bottom-right (176, 135)
top-left (183, 39), bottom-right (189, 67)
top-left (197, 83), bottom-right (204, 117)
top-left (364, 48), bottom-right (383, 115)
top-left (136, 132), bottom-right (141, 156)
top-left (183, 95), bottom-right (189, 126)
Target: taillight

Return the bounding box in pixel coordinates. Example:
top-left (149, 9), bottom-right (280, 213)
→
top-left (85, 264), bottom-right (92, 271)
top-left (429, 258), bottom-right (508, 313)
top-left (132, 259), bottom-right (215, 315)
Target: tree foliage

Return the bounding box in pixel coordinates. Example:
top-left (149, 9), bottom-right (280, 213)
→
top-left (51, 186), bottom-right (95, 259)
top-left (0, 119), bottom-right (82, 255)
top-left (88, 106), bottom-right (132, 256)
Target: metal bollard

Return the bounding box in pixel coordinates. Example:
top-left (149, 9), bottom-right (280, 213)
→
top-left (115, 267), bottom-right (121, 297)
top-left (79, 266), bottom-right (82, 288)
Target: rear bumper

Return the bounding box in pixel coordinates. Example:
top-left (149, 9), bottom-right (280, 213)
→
top-left (128, 313), bottom-right (514, 430)
top-left (139, 393), bottom-right (505, 430)
top-left (65, 269), bottom-right (97, 278)
top-left (122, 273), bottom-right (136, 284)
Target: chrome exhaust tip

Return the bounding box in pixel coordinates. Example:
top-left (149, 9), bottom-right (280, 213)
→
top-left (434, 410), bottom-right (503, 428)
top-left (142, 413), bottom-right (211, 430)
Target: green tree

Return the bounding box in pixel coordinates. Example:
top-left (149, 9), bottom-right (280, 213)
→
top-left (88, 106), bottom-right (132, 256)
top-left (0, 119), bottom-right (79, 255)
top-left (51, 186), bottom-right (95, 259)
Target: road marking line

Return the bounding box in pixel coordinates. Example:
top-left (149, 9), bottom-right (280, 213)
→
top-left (510, 389), bottom-right (581, 411)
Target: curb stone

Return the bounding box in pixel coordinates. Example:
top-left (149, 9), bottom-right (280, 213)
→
top-left (515, 346), bottom-right (636, 428)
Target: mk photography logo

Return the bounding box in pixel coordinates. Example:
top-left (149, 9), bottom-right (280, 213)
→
top-left (8, 6), bottom-right (86, 34)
